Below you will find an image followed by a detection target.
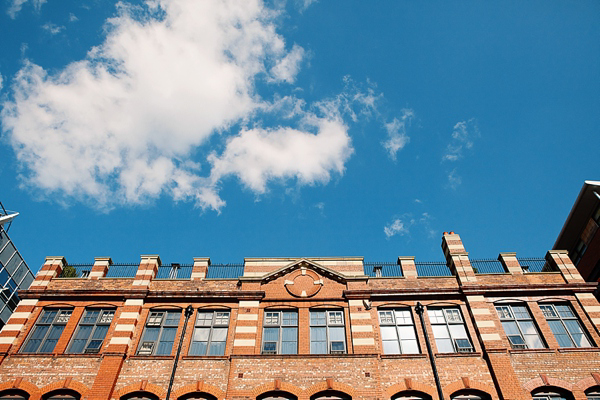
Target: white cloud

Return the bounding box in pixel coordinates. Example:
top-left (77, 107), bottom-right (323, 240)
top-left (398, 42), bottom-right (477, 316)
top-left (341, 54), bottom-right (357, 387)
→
top-left (1, 0), bottom-right (373, 212)
top-left (41, 22), bottom-right (65, 35)
top-left (447, 168), bottom-right (462, 190)
top-left (442, 118), bottom-right (479, 162)
top-left (384, 218), bottom-right (409, 238)
top-left (269, 44), bottom-right (305, 83)
top-left (7, 0), bottom-right (46, 19)
top-left (296, 0), bottom-right (318, 12)
top-left (0, 73), bottom-right (3, 91)
top-left (69, 13), bottom-right (78, 22)
top-left (382, 108), bottom-right (414, 160)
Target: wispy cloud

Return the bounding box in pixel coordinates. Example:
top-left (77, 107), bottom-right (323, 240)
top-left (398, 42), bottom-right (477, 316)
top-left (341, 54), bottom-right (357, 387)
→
top-left (447, 168), bottom-right (462, 190)
top-left (7, 0), bottom-right (46, 19)
top-left (442, 118), bottom-right (479, 162)
top-left (1, 0), bottom-right (386, 213)
top-left (0, 73), bottom-right (3, 92)
top-left (382, 108), bottom-right (414, 160)
top-left (69, 13), bottom-right (78, 22)
top-left (41, 22), bottom-right (65, 35)
top-left (384, 218), bottom-right (410, 238)
top-left (384, 212), bottom-right (437, 239)
top-left (296, 0), bottom-right (318, 12)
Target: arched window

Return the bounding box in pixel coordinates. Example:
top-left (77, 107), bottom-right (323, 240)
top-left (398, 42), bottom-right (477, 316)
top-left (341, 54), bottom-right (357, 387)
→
top-left (0, 389), bottom-right (30, 400)
top-left (310, 390), bottom-right (351, 400)
top-left (42, 390), bottom-right (81, 400)
top-left (178, 393), bottom-right (217, 400)
top-left (392, 391), bottom-right (432, 400)
top-left (120, 392), bottom-right (159, 400)
top-left (532, 389), bottom-right (574, 400)
top-left (586, 388), bottom-right (600, 400)
top-left (257, 391), bottom-right (298, 400)
top-left (451, 390), bottom-right (491, 400)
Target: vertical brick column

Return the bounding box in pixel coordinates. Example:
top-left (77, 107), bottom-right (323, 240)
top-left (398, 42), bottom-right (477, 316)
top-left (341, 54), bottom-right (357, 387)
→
top-left (465, 295), bottom-right (504, 350)
top-left (106, 298), bottom-right (144, 354)
top-left (0, 298), bottom-right (38, 353)
top-left (498, 252), bottom-right (523, 275)
top-left (348, 300), bottom-right (376, 353)
top-left (191, 257), bottom-right (210, 281)
top-left (233, 300), bottom-right (259, 354)
top-left (89, 257), bottom-right (111, 280)
top-left (546, 250), bottom-right (585, 283)
top-left (441, 232), bottom-right (477, 283)
top-left (398, 256), bottom-right (417, 279)
top-left (28, 256), bottom-right (66, 290)
top-left (575, 292), bottom-right (600, 336)
top-left (133, 255), bottom-right (160, 287)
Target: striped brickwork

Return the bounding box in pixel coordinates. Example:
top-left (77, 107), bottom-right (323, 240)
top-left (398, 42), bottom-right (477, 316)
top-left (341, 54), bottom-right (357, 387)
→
top-left (233, 300), bottom-right (259, 354)
top-left (442, 232), bottom-right (477, 283)
top-left (546, 250), bottom-right (585, 283)
top-left (498, 253), bottom-right (523, 275)
top-left (132, 255), bottom-right (160, 287)
top-left (0, 298), bottom-right (38, 352)
top-left (348, 300), bottom-right (376, 353)
top-left (398, 256), bottom-right (417, 279)
top-left (28, 256), bottom-right (65, 290)
top-left (191, 257), bottom-right (210, 280)
top-left (106, 299), bottom-right (143, 354)
top-left (89, 257), bottom-right (111, 280)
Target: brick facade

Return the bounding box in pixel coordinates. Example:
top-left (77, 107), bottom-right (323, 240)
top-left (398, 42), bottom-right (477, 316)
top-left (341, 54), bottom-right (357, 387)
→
top-left (1, 233), bottom-right (600, 400)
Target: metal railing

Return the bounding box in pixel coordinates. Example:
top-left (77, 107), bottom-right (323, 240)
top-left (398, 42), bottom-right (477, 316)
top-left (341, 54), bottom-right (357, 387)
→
top-left (155, 264), bottom-right (193, 279)
top-left (206, 263), bottom-right (245, 279)
top-left (105, 263), bottom-right (139, 278)
top-left (518, 257), bottom-right (556, 273)
top-left (363, 262), bottom-right (403, 277)
top-left (58, 264), bottom-right (93, 278)
top-left (471, 259), bottom-right (507, 274)
top-left (415, 261), bottom-right (453, 277)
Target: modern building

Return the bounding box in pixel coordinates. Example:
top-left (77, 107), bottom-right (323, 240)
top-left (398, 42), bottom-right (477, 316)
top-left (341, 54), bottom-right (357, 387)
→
top-left (554, 181), bottom-right (600, 283)
top-left (0, 232), bottom-right (600, 400)
top-left (0, 206), bottom-right (35, 329)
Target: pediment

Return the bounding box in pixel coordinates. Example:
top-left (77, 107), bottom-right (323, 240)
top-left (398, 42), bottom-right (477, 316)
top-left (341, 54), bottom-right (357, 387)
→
top-left (260, 258), bottom-right (348, 285)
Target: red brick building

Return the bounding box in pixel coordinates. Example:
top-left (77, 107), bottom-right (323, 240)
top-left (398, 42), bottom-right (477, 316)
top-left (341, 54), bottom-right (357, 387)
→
top-left (1, 232), bottom-right (600, 400)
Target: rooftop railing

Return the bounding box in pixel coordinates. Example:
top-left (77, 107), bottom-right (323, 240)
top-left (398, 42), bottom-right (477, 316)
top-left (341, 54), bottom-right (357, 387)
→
top-left (105, 263), bottom-right (138, 278)
top-left (206, 263), bottom-right (245, 279)
top-left (58, 264), bottom-right (93, 278)
top-left (518, 257), bottom-right (556, 273)
top-left (155, 264), bottom-right (193, 279)
top-left (415, 261), bottom-right (453, 277)
top-left (471, 259), bottom-right (507, 274)
top-left (364, 262), bottom-right (403, 277)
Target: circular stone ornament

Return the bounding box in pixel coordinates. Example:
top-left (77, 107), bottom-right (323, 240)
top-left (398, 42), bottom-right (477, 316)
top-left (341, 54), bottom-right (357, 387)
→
top-left (284, 268), bottom-right (323, 298)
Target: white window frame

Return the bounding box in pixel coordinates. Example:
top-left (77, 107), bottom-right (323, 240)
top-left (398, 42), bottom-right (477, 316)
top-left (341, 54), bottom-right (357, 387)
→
top-left (310, 310), bottom-right (347, 354)
top-left (261, 310), bottom-right (298, 355)
top-left (189, 310), bottom-right (230, 356)
top-left (428, 307), bottom-right (473, 353)
top-left (378, 308), bottom-right (420, 354)
top-left (68, 308), bottom-right (115, 354)
top-left (495, 304), bottom-right (544, 349)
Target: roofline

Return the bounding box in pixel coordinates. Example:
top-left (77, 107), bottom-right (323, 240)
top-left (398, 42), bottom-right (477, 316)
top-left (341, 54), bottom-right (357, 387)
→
top-left (553, 181), bottom-right (600, 249)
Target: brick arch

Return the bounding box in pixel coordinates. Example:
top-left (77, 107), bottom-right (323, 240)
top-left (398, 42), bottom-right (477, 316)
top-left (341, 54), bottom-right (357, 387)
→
top-left (575, 379), bottom-right (600, 393)
top-left (38, 302), bottom-right (79, 308)
top-left (385, 381), bottom-right (436, 399)
top-left (492, 298), bottom-right (528, 305)
top-left (377, 302), bottom-right (414, 309)
top-left (115, 382), bottom-right (166, 399)
top-left (250, 381), bottom-right (303, 398)
top-left (0, 378), bottom-right (40, 399)
top-left (444, 379), bottom-right (497, 399)
top-left (172, 381), bottom-right (225, 400)
top-left (306, 381), bottom-right (356, 398)
top-left (309, 304), bottom-right (345, 310)
top-left (424, 301), bottom-right (462, 307)
top-left (523, 377), bottom-right (575, 394)
top-left (39, 378), bottom-right (89, 398)
top-left (84, 302), bottom-right (121, 308)
top-left (536, 297), bottom-right (573, 303)
top-left (196, 305), bottom-right (231, 310)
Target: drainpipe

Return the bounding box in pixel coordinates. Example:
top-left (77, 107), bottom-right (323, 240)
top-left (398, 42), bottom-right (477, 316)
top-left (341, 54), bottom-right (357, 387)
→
top-left (415, 302), bottom-right (445, 400)
top-left (166, 305), bottom-right (194, 400)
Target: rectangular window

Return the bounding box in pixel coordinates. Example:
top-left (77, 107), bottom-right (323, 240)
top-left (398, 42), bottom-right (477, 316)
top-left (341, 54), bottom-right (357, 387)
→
top-left (189, 310), bottom-right (230, 356)
top-left (379, 309), bottom-right (419, 354)
top-left (495, 304), bottom-right (544, 349)
top-left (427, 307), bottom-right (473, 353)
top-left (21, 309), bottom-right (72, 353)
top-left (137, 310), bottom-right (181, 355)
top-left (310, 310), bottom-right (346, 354)
top-left (68, 309), bottom-right (115, 354)
top-left (539, 303), bottom-right (592, 348)
top-left (262, 310), bottom-right (298, 354)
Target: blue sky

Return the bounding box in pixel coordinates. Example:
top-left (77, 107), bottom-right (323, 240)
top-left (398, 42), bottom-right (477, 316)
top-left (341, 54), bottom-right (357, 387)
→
top-left (0, 0), bottom-right (598, 272)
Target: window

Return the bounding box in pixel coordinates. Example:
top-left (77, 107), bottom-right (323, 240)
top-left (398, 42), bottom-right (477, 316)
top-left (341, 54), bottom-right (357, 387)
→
top-left (451, 391), bottom-right (490, 400)
top-left (495, 304), bottom-right (544, 349)
top-left (310, 391), bottom-right (351, 400)
top-left (378, 309), bottom-right (419, 354)
top-left (586, 390), bottom-right (600, 400)
top-left (43, 391), bottom-right (80, 400)
top-left (392, 392), bottom-right (431, 400)
top-left (137, 310), bottom-right (181, 355)
top-left (533, 391), bottom-right (570, 400)
top-left (262, 310), bottom-right (298, 354)
top-left (310, 310), bottom-right (346, 354)
top-left (257, 392), bottom-right (297, 400)
top-left (539, 303), bottom-right (592, 348)
top-left (0, 390), bottom-right (29, 399)
top-left (68, 309), bottom-right (114, 354)
top-left (21, 309), bottom-right (72, 353)
top-left (189, 310), bottom-right (229, 355)
top-left (427, 307), bottom-right (473, 353)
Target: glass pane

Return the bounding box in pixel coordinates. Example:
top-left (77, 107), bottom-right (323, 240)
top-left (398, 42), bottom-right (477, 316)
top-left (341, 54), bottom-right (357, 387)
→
top-left (444, 309), bottom-right (462, 322)
top-left (91, 325), bottom-right (109, 340)
top-left (555, 305), bottom-right (574, 318)
top-left (540, 305), bottom-right (557, 318)
top-left (215, 312), bottom-right (229, 326)
top-left (311, 311), bottom-right (326, 325)
top-left (282, 327), bottom-right (297, 342)
top-left (311, 340), bottom-right (327, 354)
top-left (397, 326), bottom-right (416, 340)
top-left (329, 327), bottom-right (345, 341)
top-left (524, 333), bottom-right (544, 349)
top-left (401, 339), bottom-right (420, 354)
top-left (82, 310), bottom-right (99, 324)
top-left (382, 340), bottom-right (400, 354)
top-left (381, 326), bottom-right (398, 341)
top-left (39, 338), bottom-right (58, 353)
top-left (87, 339), bottom-right (103, 350)
top-left (428, 309), bottom-right (444, 324)
top-left (518, 321), bottom-right (537, 335)
top-left (435, 338), bottom-right (454, 353)
top-left (160, 327), bottom-right (177, 342)
top-left (379, 311), bottom-right (394, 324)
top-left (331, 341), bottom-right (345, 352)
top-left (164, 312), bottom-right (181, 326)
top-left (196, 312), bottom-right (213, 326)
top-left (283, 311), bottom-right (297, 326)
top-left (189, 341), bottom-right (207, 355)
top-left (193, 328), bottom-right (210, 342)
top-left (263, 327), bottom-right (279, 342)
top-left (311, 327), bottom-right (326, 341)
top-left (212, 327), bottom-right (228, 342)
top-left (142, 327), bottom-right (160, 342)
top-left (281, 340), bottom-right (297, 354)
top-left (40, 310), bottom-right (57, 324)
top-left (512, 306), bottom-right (530, 319)
top-left (265, 312), bottom-right (280, 325)
top-left (395, 310), bottom-right (413, 325)
top-left (329, 311), bottom-right (343, 325)
top-left (209, 341), bottom-right (226, 355)
top-left (74, 325), bottom-right (93, 340)
top-left (501, 321), bottom-right (520, 336)
top-left (432, 325), bottom-right (450, 339)
top-left (99, 311), bottom-right (114, 324)
top-left (449, 324), bottom-right (468, 339)
top-left (263, 342), bottom-right (277, 353)
top-left (69, 339), bottom-right (87, 354)
top-left (46, 325), bottom-right (65, 340)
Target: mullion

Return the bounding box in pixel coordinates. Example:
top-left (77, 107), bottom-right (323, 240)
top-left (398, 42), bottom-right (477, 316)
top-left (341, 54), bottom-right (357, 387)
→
top-left (205, 312), bottom-right (216, 354)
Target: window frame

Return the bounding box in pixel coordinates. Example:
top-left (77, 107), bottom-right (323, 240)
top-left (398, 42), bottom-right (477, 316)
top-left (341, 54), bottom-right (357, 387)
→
top-left (188, 310), bottom-right (230, 356)
top-left (136, 310), bottom-right (181, 356)
top-left (495, 304), bottom-right (545, 349)
top-left (21, 308), bottom-right (73, 354)
top-left (539, 303), bottom-right (593, 348)
top-left (67, 308), bottom-right (115, 354)
top-left (310, 309), bottom-right (347, 355)
top-left (378, 308), bottom-right (420, 354)
top-left (261, 310), bottom-right (298, 355)
top-left (427, 307), bottom-right (474, 354)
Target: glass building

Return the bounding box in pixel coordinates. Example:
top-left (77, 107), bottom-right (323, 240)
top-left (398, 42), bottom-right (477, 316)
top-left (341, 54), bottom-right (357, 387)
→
top-left (0, 209), bottom-right (35, 329)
